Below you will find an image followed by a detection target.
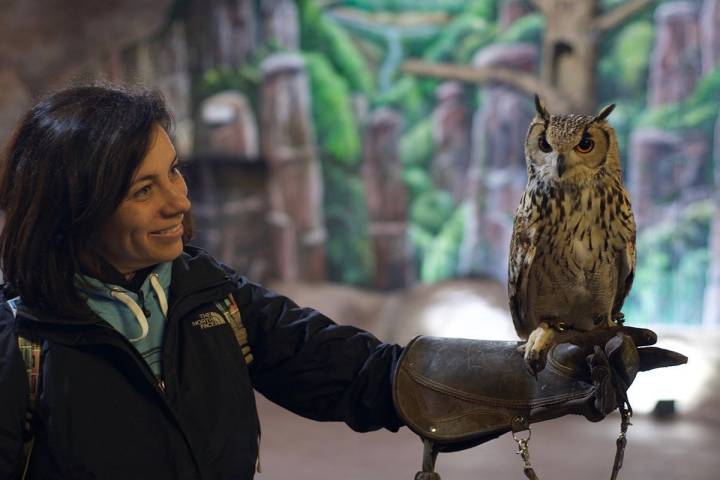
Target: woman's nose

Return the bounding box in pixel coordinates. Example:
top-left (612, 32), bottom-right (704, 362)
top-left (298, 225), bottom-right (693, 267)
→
top-left (163, 178), bottom-right (191, 215)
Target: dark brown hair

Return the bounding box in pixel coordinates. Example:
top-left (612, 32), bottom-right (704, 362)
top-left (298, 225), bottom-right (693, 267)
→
top-left (0, 84), bottom-right (191, 317)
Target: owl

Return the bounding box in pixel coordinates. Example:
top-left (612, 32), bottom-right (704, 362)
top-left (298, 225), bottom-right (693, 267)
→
top-left (508, 96), bottom-right (636, 374)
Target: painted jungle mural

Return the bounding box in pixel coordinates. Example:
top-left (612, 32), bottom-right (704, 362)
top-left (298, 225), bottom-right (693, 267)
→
top-left (3, 0), bottom-right (720, 328)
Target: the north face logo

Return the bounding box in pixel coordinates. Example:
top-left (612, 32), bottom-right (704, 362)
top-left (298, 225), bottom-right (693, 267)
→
top-left (191, 311), bottom-right (226, 329)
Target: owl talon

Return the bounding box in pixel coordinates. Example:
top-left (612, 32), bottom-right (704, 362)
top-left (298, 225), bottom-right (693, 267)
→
top-left (524, 349), bottom-right (546, 376)
top-left (522, 323), bottom-right (556, 374)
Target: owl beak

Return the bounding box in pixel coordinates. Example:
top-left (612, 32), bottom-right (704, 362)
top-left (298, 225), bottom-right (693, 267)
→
top-left (556, 154), bottom-right (566, 177)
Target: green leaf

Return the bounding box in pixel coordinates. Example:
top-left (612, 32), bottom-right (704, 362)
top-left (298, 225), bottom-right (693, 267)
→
top-left (496, 12), bottom-right (544, 45)
top-left (303, 53), bottom-right (361, 165)
top-left (299, 0), bottom-right (373, 94)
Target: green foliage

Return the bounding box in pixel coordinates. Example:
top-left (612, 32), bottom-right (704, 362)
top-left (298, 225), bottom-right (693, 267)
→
top-left (303, 52), bottom-right (369, 284)
top-left (637, 67), bottom-right (720, 134)
top-left (424, 13), bottom-right (495, 63)
top-left (402, 30), bottom-right (443, 59)
top-left (466, 0), bottom-right (497, 21)
top-left (400, 117), bottom-right (434, 168)
top-left (299, 0), bottom-right (373, 94)
top-left (410, 189), bottom-right (455, 236)
top-left (304, 53), bottom-right (361, 166)
top-left (614, 21), bottom-right (654, 92)
top-left (403, 166), bottom-right (433, 200)
top-left (601, 0), bottom-right (625, 7)
top-left (337, 0), bottom-right (467, 13)
top-left (599, 20), bottom-right (654, 98)
top-left (418, 204), bottom-right (467, 282)
top-left (323, 164), bottom-right (374, 285)
top-left (496, 12), bottom-right (544, 45)
top-left (372, 76), bottom-right (426, 121)
top-left (624, 201), bottom-right (713, 325)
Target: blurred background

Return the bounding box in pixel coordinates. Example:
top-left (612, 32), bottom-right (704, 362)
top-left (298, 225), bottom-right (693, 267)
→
top-left (1, 0), bottom-right (719, 478)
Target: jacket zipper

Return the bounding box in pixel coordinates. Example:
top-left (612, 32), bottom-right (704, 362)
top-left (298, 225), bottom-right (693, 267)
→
top-left (87, 277), bottom-right (231, 478)
top-left (91, 321), bottom-right (206, 476)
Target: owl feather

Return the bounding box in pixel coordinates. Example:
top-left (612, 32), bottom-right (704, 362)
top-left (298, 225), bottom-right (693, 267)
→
top-left (508, 96), bottom-right (636, 373)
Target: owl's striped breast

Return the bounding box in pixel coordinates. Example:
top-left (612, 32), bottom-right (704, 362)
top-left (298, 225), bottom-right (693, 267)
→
top-left (526, 179), bottom-right (633, 267)
top-left (520, 177), bottom-right (635, 328)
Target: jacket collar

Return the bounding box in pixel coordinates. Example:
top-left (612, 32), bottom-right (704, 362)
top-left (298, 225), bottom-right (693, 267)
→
top-left (12, 245), bottom-right (232, 332)
top-left (168, 245), bottom-right (231, 303)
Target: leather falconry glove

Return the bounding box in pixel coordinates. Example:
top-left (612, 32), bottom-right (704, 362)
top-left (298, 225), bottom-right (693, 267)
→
top-left (392, 327), bottom-right (687, 480)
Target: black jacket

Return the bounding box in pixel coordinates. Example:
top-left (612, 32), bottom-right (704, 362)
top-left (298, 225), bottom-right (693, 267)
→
top-left (0, 246), bottom-right (403, 479)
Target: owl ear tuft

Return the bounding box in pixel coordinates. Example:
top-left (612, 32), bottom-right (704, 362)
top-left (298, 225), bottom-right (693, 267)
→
top-left (534, 95), bottom-right (550, 121)
top-left (593, 104), bottom-right (616, 122)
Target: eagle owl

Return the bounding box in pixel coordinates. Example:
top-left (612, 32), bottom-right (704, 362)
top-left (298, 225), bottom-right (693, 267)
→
top-left (508, 96), bottom-right (636, 373)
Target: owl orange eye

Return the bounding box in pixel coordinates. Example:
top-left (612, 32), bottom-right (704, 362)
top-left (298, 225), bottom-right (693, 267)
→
top-left (538, 135), bottom-right (552, 153)
top-left (575, 137), bottom-right (594, 153)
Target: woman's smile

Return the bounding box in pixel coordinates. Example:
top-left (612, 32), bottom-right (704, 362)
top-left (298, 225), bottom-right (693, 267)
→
top-left (150, 222), bottom-right (184, 238)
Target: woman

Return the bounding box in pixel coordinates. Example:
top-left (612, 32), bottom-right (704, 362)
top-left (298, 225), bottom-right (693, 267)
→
top-left (0, 85), bottom-right (402, 479)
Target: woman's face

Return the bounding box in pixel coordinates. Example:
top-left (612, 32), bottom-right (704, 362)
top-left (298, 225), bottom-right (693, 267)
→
top-left (96, 125), bottom-right (191, 275)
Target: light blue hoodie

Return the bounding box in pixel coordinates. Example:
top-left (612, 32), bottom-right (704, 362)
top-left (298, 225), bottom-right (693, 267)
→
top-left (76, 261), bottom-right (173, 378)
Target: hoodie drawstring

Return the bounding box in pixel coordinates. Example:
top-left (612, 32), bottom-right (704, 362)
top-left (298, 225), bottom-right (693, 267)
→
top-left (109, 274), bottom-right (168, 342)
top-left (149, 273), bottom-right (169, 317)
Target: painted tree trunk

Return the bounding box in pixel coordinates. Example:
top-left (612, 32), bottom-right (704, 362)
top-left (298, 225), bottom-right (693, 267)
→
top-left (539, 0), bottom-right (600, 113)
top-left (185, 0), bottom-right (258, 72)
top-left (431, 82), bottom-right (471, 202)
top-left (647, 1), bottom-right (701, 107)
top-left (260, 53), bottom-right (326, 282)
top-left (459, 43), bottom-right (537, 280)
top-left (701, 0), bottom-right (720, 74)
top-left (198, 91), bottom-right (259, 160)
top-left (260, 0), bottom-right (300, 51)
top-left (628, 128), bottom-right (684, 225)
top-left (362, 108), bottom-right (414, 289)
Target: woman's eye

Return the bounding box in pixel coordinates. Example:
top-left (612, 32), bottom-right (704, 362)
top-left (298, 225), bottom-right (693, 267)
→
top-left (575, 137), bottom-right (595, 153)
top-left (134, 185), bottom-right (152, 199)
top-left (538, 135), bottom-right (552, 153)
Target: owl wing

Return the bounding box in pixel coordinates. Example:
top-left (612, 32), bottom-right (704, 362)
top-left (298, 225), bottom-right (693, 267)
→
top-left (508, 191), bottom-right (540, 340)
top-left (612, 207), bottom-right (637, 316)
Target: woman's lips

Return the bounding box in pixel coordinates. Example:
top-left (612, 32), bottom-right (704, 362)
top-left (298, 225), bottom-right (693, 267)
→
top-left (150, 223), bottom-right (183, 238)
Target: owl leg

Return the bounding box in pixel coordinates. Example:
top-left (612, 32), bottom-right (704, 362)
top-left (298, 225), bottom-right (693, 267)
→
top-left (523, 322), bottom-right (557, 375)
